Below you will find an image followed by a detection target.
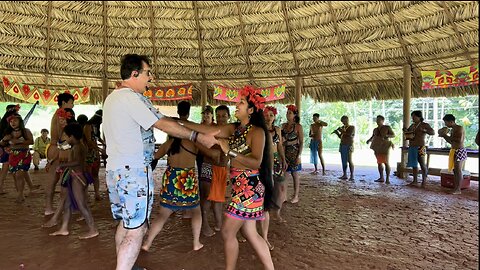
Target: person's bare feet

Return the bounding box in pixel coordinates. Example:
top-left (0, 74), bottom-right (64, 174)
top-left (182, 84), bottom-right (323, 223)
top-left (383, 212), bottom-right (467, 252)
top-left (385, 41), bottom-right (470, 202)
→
top-left (338, 175), bottom-right (347, 180)
top-left (202, 227), bottom-right (216, 237)
top-left (407, 181), bottom-right (418, 187)
top-left (450, 190), bottom-right (461, 195)
top-left (214, 226), bottom-right (221, 232)
top-left (290, 197), bottom-right (299, 204)
top-left (79, 230), bottom-right (99, 239)
top-left (311, 170), bottom-right (318, 175)
top-left (237, 235), bottom-right (247, 243)
top-left (193, 242), bottom-right (204, 251)
top-left (76, 216), bottom-right (85, 222)
top-left (374, 178), bottom-right (384, 183)
top-left (50, 229), bottom-right (69, 236)
top-left (322, 171), bottom-right (326, 176)
top-left (265, 240), bottom-right (274, 251)
top-left (385, 180), bottom-right (390, 184)
top-left (421, 181), bottom-right (426, 188)
top-left (44, 209), bottom-right (55, 216)
top-left (42, 219), bottom-right (57, 228)
top-left (141, 244), bottom-right (151, 252)
top-left (348, 177), bottom-right (354, 182)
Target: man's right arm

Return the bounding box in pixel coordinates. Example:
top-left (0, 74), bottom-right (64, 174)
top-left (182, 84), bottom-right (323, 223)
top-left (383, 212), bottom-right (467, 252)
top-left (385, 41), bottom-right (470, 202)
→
top-left (153, 117), bottom-right (219, 148)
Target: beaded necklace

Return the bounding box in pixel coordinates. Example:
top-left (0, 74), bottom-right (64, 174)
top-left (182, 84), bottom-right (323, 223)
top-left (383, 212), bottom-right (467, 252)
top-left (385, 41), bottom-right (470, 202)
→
top-left (229, 124), bottom-right (252, 155)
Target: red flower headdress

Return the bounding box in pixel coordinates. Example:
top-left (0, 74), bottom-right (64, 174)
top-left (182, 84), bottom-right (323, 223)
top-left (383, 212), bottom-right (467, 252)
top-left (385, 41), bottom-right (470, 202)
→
top-left (56, 108), bottom-right (73, 120)
top-left (239, 85), bottom-right (265, 111)
top-left (7, 104), bottom-right (20, 112)
top-left (263, 106), bottom-right (277, 116)
top-left (6, 114), bottom-right (21, 123)
top-left (286, 104), bottom-right (298, 114)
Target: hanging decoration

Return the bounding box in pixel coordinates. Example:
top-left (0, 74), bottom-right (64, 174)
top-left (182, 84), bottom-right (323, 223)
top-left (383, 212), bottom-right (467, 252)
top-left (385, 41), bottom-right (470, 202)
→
top-left (144, 83), bottom-right (193, 101)
top-left (2, 76), bottom-right (90, 105)
top-left (213, 83), bottom-right (286, 102)
top-left (421, 65), bottom-right (478, 90)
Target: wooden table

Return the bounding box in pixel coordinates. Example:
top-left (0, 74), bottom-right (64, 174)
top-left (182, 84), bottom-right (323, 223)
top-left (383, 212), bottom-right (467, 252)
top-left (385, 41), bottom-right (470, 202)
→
top-left (396, 147), bottom-right (479, 180)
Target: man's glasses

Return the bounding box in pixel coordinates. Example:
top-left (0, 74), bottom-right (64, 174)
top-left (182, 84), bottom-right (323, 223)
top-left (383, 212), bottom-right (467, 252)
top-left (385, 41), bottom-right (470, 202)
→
top-left (138, 69), bottom-right (153, 77)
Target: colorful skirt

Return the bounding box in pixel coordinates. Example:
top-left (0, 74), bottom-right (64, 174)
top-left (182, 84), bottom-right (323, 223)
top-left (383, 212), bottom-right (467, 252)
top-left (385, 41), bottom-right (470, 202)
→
top-left (159, 166), bottom-right (200, 210)
top-left (8, 149), bottom-right (31, 173)
top-left (226, 168), bottom-right (265, 221)
top-left (273, 152), bottom-right (285, 183)
top-left (208, 165), bottom-right (228, 202)
top-left (448, 148), bottom-right (467, 172)
top-left (60, 168), bottom-right (94, 210)
top-left (199, 161), bottom-right (213, 182)
top-left (285, 144), bottom-right (302, 172)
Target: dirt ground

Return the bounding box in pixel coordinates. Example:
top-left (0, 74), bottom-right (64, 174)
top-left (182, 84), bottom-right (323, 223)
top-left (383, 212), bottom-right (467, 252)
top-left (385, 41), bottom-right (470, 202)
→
top-left (0, 163), bottom-right (478, 270)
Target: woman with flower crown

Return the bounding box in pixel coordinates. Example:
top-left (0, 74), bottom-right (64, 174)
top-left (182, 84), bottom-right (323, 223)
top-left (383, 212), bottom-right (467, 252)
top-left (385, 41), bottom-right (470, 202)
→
top-left (179, 86), bottom-right (274, 270)
top-left (281, 104), bottom-right (304, 204)
top-left (1, 113), bottom-right (34, 203)
top-left (140, 128), bottom-right (221, 252)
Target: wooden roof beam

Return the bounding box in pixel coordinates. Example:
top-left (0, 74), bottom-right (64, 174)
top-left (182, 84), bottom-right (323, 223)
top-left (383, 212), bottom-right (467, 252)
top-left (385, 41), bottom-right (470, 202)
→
top-left (235, 2), bottom-right (254, 84)
top-left (193, 1), bottom-right (207, 80)
top-left (328, 2), bottom-right (355, 84)
top-left (149, 2), bottom-right (159, 81)
top-left (439, 1), bottom-right (474, 65)
top-left (44, 1), bottom-right (52, 87)
top-left (281, 1), bottom-right (301, 76)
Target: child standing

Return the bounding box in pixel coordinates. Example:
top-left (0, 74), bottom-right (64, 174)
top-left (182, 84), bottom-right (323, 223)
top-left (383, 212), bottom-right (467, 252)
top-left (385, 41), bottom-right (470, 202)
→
top-left (49, 123), bottom-right (98, 239)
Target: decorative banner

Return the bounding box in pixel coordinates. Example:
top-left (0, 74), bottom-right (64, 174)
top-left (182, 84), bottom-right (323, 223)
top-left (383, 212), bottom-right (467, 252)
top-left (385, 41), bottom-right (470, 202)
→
top-left (144, 84), bottom-right (193, 101)
top-left (2, 77), bottom-right (90, 105)
top-left (213, 83), bottom-right (286, 102)
top-left (421, 65), bottom-right (478, 90)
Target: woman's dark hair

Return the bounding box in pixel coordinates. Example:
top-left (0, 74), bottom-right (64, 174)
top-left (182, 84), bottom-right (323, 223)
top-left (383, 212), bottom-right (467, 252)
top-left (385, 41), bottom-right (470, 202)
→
top-left (411, 110), bottom-right (424, 122)
top-left (57, 93), bottom-right (74, 108)
top-left (63, 123), bottom-right (83, 141)
top-left (376, 115), bottom-right (385, 121)
top-left (64, 108), bottom-right (77, 125)
top-left (4, 114), bottom-right (27, 139)
top-left (120, 54), bottom-right (150, 80)
top-left (77, 114), bottom-right (88, 127)
top-left (165, 117), bottom-right (183, 156)
top-left (0, 109), bottom-right (18, 137)
top-left (245, 93), bottom-right (274, 210)
top-left (177, 101), bottom-right (191, 117)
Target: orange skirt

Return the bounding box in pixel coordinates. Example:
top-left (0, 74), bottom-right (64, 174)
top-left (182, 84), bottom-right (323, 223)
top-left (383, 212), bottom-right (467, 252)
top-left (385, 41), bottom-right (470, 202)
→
top-left (375, 154), bottom-right (388, 164)
top-left (208, 165), bottom-right (228, 202)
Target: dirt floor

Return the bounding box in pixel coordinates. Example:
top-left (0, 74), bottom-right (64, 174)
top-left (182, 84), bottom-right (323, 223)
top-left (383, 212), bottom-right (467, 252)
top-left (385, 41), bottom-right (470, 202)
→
top-left (0, 163), bottom-right (478, 270)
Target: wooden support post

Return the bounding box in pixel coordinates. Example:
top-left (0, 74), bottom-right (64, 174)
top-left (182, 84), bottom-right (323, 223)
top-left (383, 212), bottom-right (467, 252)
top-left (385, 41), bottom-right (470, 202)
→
top-left (200, 80), bottom-right (207, 108)
top-left (399, 64), bottom-right (412, 179)
top-left (102, 77), bottom-right (109, 104)
top-left (295, 76), bottom-right (303, 111)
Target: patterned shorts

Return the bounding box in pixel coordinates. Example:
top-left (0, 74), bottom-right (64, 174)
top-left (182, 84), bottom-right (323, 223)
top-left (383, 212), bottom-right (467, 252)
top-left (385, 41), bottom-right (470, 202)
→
top-left (106, 166), bottom-right (154, 229)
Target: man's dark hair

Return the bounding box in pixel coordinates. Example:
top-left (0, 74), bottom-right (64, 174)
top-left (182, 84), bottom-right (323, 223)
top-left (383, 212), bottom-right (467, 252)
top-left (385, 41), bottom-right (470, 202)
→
top-left (376, 115), bottom-right (385, 121)
top-left (411, 110), bottom-right (424, 122)
top-left (77, 114), bottom-right (88, 127)
top-left (63, 123), bottom-right (83, 141)
top-left (341, 115), bottom-right (348, 121)
top-left (57, 93), bottom-right (75, 108)
top-left (41, 128), bottom-right (49, 133)
top-left (215, 105), bottom-right (230, 116)
top-left (442, 114), bottom-right (455, 122)
top-left (120, 54), bottom-right (151, 80)
top-left (177, 101), bottom-right (191, 117)
top-left (313, 113), bottom-right (319, 118)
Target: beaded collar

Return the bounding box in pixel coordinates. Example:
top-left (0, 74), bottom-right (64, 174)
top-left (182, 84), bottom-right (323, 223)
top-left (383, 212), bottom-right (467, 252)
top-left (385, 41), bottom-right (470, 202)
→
top-left (229, 124), bottom-right (252, 156)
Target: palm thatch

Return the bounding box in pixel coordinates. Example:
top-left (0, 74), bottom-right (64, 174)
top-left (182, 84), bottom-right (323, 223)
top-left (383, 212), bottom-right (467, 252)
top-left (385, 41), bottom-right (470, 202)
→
top-left (0, 1), bottom-right (478, 105)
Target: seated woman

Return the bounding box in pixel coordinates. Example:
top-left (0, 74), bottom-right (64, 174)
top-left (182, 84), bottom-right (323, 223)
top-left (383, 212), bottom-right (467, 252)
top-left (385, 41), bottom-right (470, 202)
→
top-left (141, 131), bottom-right (220, 251)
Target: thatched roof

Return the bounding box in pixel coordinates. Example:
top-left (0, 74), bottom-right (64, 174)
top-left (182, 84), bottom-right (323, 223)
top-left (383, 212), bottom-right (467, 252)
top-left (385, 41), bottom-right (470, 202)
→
top-left (0, 1), bottom-right (478, 105)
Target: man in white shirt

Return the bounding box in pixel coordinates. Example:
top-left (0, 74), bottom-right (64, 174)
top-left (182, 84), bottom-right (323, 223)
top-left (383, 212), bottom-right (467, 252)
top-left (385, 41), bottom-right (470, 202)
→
top-left (103, 54), bottom-right (218, 270)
